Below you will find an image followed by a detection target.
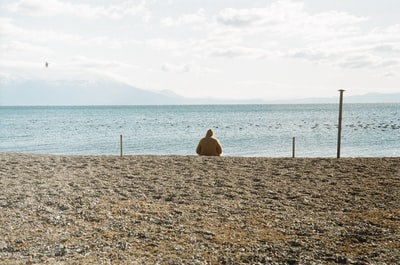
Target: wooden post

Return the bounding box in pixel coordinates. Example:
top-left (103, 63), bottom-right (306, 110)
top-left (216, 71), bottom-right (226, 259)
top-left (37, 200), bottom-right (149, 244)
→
top-left (337, 89), bottom-right (345, 158)
top-left (120, 135), bottom-right (123, 157)
top-left (292, 137), bottom-right (295, 158)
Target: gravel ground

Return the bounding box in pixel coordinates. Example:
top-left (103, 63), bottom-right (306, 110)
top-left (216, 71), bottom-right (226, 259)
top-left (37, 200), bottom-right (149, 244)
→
top-left (0, 154), bottom-right (399, 264)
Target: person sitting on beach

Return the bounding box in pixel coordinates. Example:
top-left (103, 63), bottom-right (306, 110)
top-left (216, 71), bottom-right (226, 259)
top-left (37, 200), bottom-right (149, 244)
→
top-left (196, 129), bottom-right (223, 156)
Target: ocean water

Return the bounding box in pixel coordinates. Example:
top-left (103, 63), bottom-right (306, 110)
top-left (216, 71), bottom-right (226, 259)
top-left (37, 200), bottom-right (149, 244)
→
top-left (0, 104), bottom-right (399, 157)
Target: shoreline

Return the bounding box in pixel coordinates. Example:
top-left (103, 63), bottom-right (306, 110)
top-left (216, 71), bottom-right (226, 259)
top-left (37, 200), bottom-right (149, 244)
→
top-left (1, 151), bottom-right (400, 158)
top-left (1, 153), bottom-right (399, 264)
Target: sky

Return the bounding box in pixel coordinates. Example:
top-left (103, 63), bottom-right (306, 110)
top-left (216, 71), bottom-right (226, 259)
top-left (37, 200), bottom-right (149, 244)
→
top-left (1, 0), bottom-right (400, 101)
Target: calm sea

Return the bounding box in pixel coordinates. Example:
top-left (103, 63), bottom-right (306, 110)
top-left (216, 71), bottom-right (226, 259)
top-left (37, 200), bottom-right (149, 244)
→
top-left (0, 104), bottom-right (399, 157)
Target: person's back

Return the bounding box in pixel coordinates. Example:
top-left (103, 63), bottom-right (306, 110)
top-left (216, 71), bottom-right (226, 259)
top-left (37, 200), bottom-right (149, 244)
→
top-left (196, 129), bottom-right (223, 156)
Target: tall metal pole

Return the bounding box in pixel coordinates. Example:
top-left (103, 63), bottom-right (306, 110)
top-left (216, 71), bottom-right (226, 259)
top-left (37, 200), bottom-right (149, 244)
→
top-left (337, 89), bottom-right (345, 158)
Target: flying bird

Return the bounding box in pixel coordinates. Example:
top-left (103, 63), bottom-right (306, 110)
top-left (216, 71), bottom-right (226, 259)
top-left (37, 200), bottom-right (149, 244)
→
top-left (45, 62), bottom-right (49, 68)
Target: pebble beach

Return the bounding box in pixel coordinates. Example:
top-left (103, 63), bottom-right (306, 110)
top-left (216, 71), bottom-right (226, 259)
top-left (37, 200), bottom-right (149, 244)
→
top-left (0, 153), bottom-right (399, 264)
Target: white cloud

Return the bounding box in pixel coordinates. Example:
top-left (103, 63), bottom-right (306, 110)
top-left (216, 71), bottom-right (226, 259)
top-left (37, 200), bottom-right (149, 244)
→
top-left (146, 38), bottom-right (184, 51)
top-left (214, 1), bottom-right (366, 38)
top-left (206, 46), bottom-right (270, 59)
top-left (68, 56), bottom-right (124, 69)
top-left (151, 1), bottom-right (374, 63)
top-left (0, 18), bottom-right (143, 57)
top-left (161, 63), bottom-right (190, 73)
top-left (1, 0), bottom-right (400, 101)
top-left (285, 21), bottom-right (400, 70)
top-left (0, 18), bottom-right (81, 43)
top-left (162, 9), bottom-right (207, 27)
top-left (0, 59), bottom-right (43, 69)
top-left (0, 55), bottom-right (140, 84)
top-left (1, 40), bottom-right (54, 55)
top-left (337, 55), bottom-right (399, 69)
top-left (3, 0), bottom-right (150, 20)
top-left (383, 72), bottom-right (396, 78)
top-left (373, 44), bottom-right (398, 53)
top-left (216, 1), bottom-right (305, 28)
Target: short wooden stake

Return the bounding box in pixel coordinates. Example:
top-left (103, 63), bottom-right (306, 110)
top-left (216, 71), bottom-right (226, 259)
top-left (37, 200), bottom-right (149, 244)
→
top-left (120, 135), bottom-right (123, 157)
top-left (292, 137), bottom-right (296, 158)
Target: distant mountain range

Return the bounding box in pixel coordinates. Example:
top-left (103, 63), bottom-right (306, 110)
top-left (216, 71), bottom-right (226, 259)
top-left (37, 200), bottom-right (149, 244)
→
top-left (1, 79), bottom-right (399, 105)
top-left (0, 79), bottom-right (187, 106)
top-left (269, 93), bottom-right (400, 104)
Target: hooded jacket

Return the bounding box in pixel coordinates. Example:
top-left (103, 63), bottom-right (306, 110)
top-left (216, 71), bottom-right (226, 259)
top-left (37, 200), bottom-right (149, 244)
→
top-left (196, 129), bottom-right (223, 156)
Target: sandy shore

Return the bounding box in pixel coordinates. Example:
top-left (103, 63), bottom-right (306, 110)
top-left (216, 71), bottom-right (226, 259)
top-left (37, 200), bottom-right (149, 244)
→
top-left (0, 153), bottom-right (399, 264)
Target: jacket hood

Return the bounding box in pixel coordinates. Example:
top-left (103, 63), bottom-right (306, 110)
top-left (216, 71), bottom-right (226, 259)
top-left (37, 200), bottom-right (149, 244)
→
top-left (206, 129), bottom-right (214, 137)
